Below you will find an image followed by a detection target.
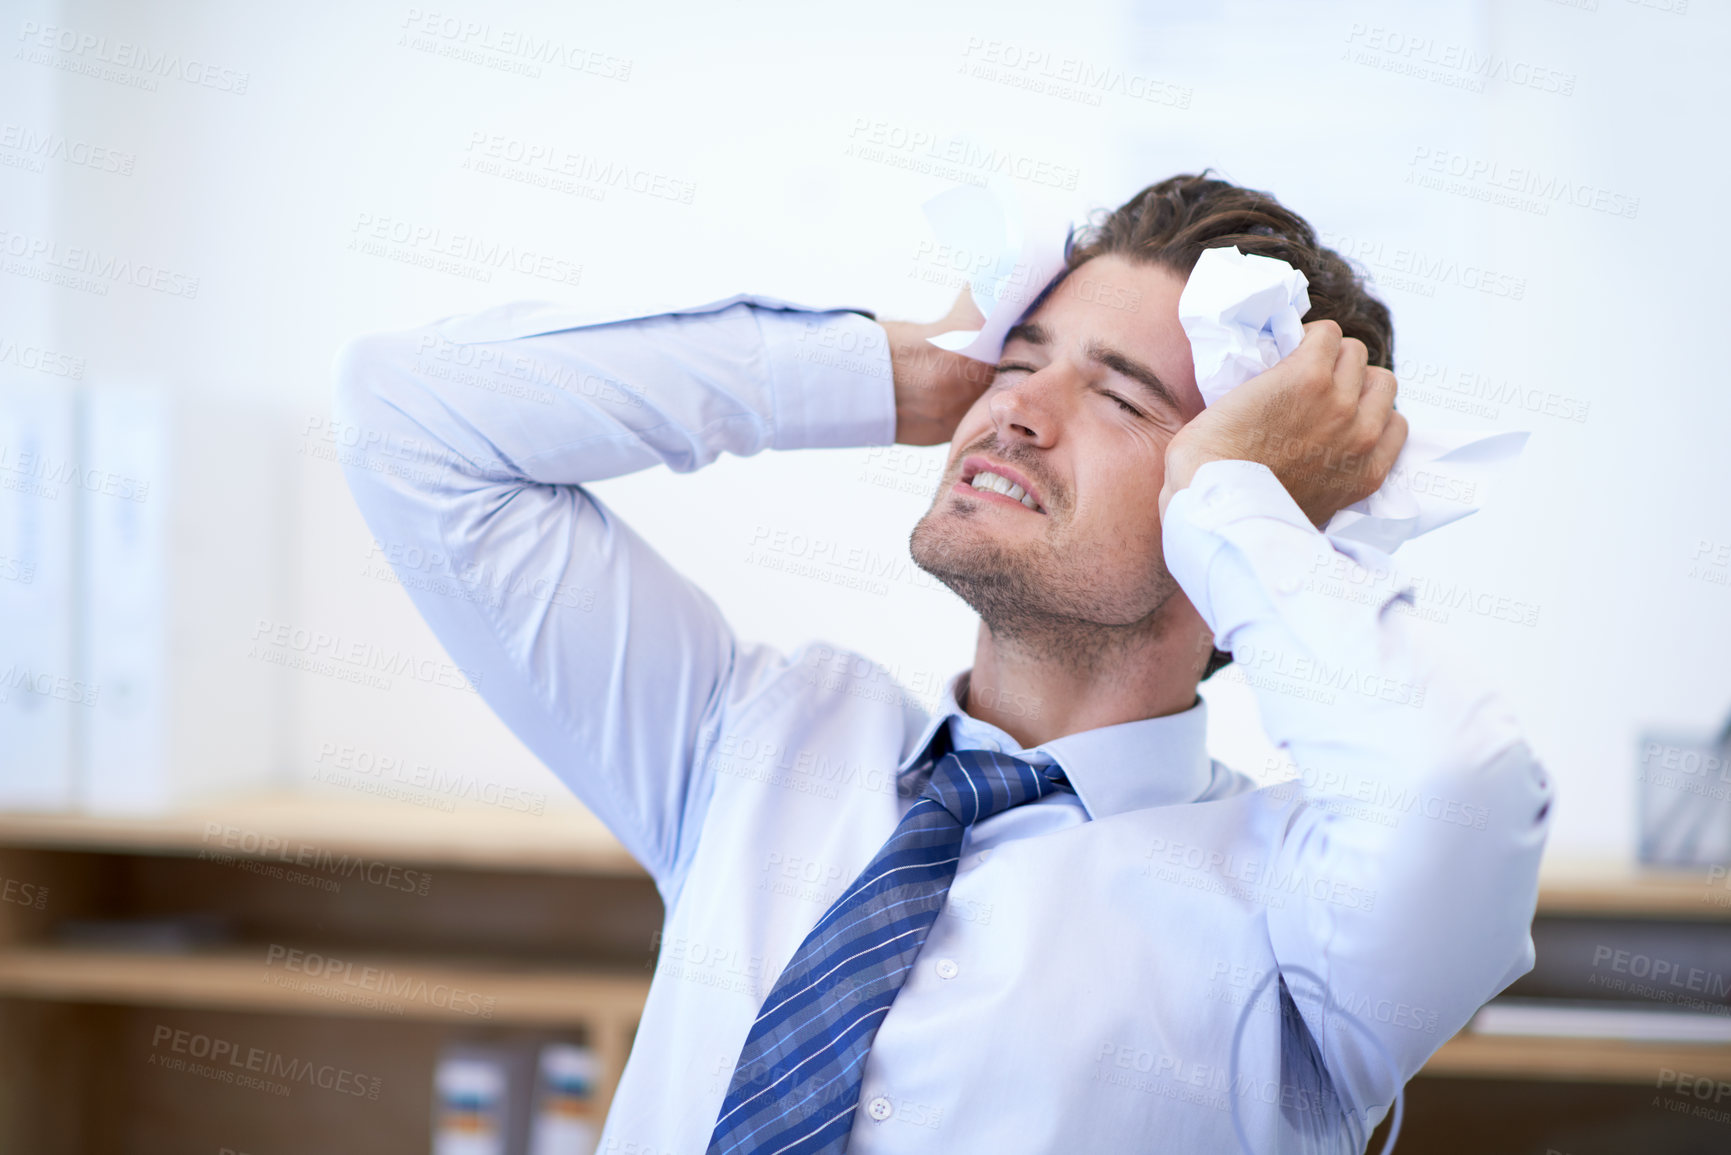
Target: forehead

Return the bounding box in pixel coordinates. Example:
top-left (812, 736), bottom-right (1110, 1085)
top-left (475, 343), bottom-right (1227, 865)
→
top-left (1015, 254), bottom-right (1201, 412)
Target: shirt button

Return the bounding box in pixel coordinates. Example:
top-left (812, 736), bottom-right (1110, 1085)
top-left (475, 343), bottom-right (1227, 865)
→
top-left (1202, 488), bottom-right (1224, 509)
top-left (1277, 572), bottom-right (1303, 594)
top-left (867, 1095), bottom-right (894, 1121)
top-left (935, 958), bottom-right (960, 980)
top-left (978, 738), bottom-right (1002, 753)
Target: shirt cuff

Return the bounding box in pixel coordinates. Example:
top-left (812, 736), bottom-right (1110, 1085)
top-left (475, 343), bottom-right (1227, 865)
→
top-left (1163, 459), bottom-right (1403, 656)
top-left (760, 307), bottom-right (897, 451)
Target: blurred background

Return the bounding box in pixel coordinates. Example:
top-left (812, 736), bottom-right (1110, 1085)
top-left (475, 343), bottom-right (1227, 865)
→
top-left (2, 1), bottom-right (1729, 1152)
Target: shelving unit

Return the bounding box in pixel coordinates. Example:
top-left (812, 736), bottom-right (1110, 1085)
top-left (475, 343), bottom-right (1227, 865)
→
top-left (0, 794), bottom-right (663, 1155)
top-left (3, 802), bottom-right (1728, 1152)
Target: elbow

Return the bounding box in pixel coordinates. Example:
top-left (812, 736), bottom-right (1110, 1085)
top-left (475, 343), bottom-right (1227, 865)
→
top-left (330, 330), bottom-right (414, 440)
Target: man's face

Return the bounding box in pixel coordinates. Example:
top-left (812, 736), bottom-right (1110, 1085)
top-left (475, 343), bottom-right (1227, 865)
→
top-left (909, 254), bottom-right (1207, 647)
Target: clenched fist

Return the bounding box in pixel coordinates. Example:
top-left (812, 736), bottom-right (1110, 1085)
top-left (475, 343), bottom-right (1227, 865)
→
top-left (880, 287), bottom-right (998, 446)
top-left (1158, 319), bottom-right (1407, 527)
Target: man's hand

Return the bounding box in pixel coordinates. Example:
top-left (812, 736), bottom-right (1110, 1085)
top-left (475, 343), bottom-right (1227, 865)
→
top-left (1158, 320), bottom-right (1407, 527)
top-left (880, 287), bottom-right (997, 446)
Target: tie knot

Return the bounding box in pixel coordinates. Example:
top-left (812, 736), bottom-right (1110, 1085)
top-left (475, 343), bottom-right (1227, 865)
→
top-left (922, 747), bottom-right (1067, 826)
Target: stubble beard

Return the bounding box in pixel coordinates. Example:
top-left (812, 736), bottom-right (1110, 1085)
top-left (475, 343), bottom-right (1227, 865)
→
top-left (908, 496), bottom-right (1183, 675)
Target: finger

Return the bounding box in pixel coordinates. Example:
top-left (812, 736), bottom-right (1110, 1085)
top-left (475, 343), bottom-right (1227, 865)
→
top-left (1289, 319), bottom-right (1343, 384)
top-left (945, 285), bottom-right (987, 331)
top-left (1358, 409), bottom-right (1409, 502)
top-left (1331, 336), bottom-right (1369, 409)
top-left (1355, 366), bottom-right (1398, 433)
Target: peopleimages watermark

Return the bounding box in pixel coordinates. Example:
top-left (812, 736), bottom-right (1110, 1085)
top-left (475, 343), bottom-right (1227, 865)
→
top-left (699, 723), bottom-right (904, 803)
top-left (649, 929), bottom-right (771, 1003)
top-left (263, 944), bottom-right (497, 1018)
top-left (0, 438), bottom-right (149, 502)
top-left (1407, 145), bottom-right (1640, 220)
top-left (844, 117), bottom-right (1081, 191)
top-left (1141, 836), bottom-right (1379, 914)
top-left (0, 225), bottom-right (200, 299)
top-left (956, 37), bottom-right (1192, 110)
top-left (1304, 552), bottom-right (1542, 630)
top-left (148, 1024), bottom-right (381, 1099)
top-left (311, 740), bottom-right (548, 815)
top-left (0, 121), bottom-right (134, 175)
top-left (1640, 740), bottom-right (1731, 808)
top-left (199, 822), bottom-right (433, 896)
top-left (745, 523), bottom-right (946, 598)
top-left (1395, 355), bottom-right (1590, 424)
top-left (1588, 944), bottom-right (1731, 1013)
top-left (461, 130), bottom-right (695, 205)
top-left (413, 331), bottom-right (648, 410)
top-left (1321, 229), bottom-right (1527, 302)
top-left (1261, 755), bottom-right (1492, 833)
top-left (1654, 1068), bottom-right (1731, 1127)
top-left (346, 211), bottom-right (582, 287)
top-left (15, 20), bottom-right (251, 94)
top-left (1342, 23), bottom-right (1576, 96)
top-left (246, 617), bottom-right (482, 695)
top-left (1218, 641), bottom-right (1427, 710)
top-left (359, 536), bottom-right (598, 614)
top-left (0, 663), bottom-right (98, 708)
top-left (397, 8), bottom-right (631, 81)
top-left (0, 552), bottom-right (35, 585)
top-left (0, 333), bottom-right (85, 379)
top-left (1689, 538), bottom-right (1729, 590)
top-left (0, 872), bottom-right (49, 910)
top-left (300, 414), bottom-right (470, 490)
top-left (1207, 958), bottom-right (1442, 1036)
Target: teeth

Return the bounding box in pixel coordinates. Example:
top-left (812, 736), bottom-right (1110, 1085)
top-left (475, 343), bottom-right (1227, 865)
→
top-left (970, 470), bottom-right (1040, 511)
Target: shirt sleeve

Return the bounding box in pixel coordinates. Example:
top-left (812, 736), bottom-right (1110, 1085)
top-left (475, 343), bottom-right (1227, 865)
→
top-left (1161, 458), bottom-right (1555, 1142)
top-left (328, 297), bottom-right (897, 901)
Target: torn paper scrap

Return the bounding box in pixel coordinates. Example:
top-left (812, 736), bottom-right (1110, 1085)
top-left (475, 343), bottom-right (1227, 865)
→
top-left (1178, 245), bottom-right (1528, 552)
top-left (921, 182), bottom-right (1072, 363)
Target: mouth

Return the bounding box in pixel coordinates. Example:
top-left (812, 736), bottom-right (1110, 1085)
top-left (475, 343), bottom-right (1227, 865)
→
top-left (955, 455), bottom-right (1047, 514)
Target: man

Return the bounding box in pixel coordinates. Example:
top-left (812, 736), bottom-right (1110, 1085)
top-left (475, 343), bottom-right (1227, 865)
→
top-left (333, 172), bottom-right (1552, 1154)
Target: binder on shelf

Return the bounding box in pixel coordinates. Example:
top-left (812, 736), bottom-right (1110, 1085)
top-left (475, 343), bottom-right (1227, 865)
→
top-left (527, 1040), bottom-right (600, 1155)
top-left (0, 380), bottom-right (79, 810)
top-left (432, 1049), bottom-right (511, 1155)
top-left (78, 385), bottom-right (287, 813)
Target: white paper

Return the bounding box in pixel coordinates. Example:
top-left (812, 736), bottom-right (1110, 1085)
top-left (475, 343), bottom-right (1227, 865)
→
top-left (1177, 247), bottom-right (1311, 407)
top-left (1178, 245), bottom-right (1528, 552)
top-left (921, 182), bottom-right (1071, 363)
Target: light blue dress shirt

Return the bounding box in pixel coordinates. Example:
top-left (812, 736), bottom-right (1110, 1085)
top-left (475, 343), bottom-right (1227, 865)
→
top-left (332, 292), bottom-right (1554, 1155)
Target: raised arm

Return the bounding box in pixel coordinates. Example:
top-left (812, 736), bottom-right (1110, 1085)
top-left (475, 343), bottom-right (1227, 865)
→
top-left (1159, 323), bottom-right (1555, 1142)
top-left (329, 294), bottom-right (904, 899)
top-left (329, 289), bottom-right (992, 901)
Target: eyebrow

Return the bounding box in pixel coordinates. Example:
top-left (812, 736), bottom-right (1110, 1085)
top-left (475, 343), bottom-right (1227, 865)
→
top-left (1002, 321), bottom-right (1182, 414)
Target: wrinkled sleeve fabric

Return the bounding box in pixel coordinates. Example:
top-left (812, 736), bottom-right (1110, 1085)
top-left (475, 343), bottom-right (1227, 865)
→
top-left (329, 297), bottom-right (896, 902)
top-left (1162, 458), bottom-right (1554, 1144)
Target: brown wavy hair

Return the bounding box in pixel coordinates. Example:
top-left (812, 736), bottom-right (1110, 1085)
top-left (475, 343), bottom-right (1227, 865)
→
top-left (1061, 171), bottom-right (1395, 679)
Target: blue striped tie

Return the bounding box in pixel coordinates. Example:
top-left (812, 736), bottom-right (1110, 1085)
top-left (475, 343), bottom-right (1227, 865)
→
top-left (707, 730), bottom-right (1071, 1155)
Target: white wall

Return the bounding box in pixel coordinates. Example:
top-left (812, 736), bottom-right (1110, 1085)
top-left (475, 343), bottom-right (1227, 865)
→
top-left (6, 0), bottom-right (1726, 857)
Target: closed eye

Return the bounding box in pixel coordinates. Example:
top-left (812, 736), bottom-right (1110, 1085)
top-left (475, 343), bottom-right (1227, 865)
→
top-left (993, 362), bottom-right (1037, 377)
top-left (1103, 391), bottom-right (1142, 417)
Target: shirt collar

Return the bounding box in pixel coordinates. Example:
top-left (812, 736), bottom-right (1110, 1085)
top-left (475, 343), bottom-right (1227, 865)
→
top-left (895, 669), bottom-right (1216, 819)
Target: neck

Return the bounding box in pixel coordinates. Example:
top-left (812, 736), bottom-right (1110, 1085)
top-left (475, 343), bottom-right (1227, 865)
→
top-left (960, 607), bottom-right (1210, 749)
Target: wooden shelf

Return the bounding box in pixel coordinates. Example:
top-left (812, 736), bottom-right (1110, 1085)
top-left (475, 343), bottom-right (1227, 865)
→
top-left (1536, 857), bottom-right (1728, 920)
top-left (1424, 1030), bottom-right (1731, 1084)
top-left (0, 945), bottom-right (650, 1027)
top-left (0, 793), bottom-right (647, 877)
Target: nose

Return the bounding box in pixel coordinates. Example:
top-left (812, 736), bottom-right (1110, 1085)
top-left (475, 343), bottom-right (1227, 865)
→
top-left (988, 366), bottom-right (1063, 448)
